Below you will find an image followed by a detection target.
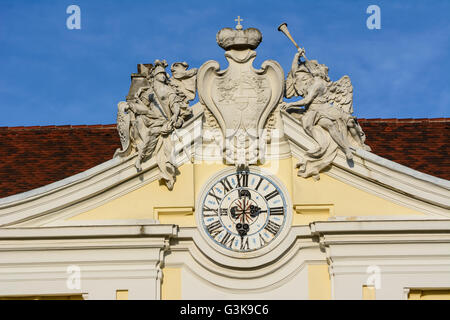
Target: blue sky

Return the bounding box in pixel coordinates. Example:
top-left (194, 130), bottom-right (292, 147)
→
top-left (0, 0), bottom-right (449, 126)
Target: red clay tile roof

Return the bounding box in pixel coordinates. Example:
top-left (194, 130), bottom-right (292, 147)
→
top-left (0, 118), bottom-right (448, 198)
top-left (358, 118), bottom-right (449, 181)
top-left (0, 125), bottom-right (120, 198)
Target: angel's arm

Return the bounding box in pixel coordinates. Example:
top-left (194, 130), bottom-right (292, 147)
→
top-left (284, 79), bottom-right (320, 109)
top-left (290, 48), bottom-right (307, 73)
top-left (290, 52), bottom-right (301, 74)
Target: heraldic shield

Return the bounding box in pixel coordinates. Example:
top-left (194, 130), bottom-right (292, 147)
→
top-left (197, 27), bottom-right (284, 167)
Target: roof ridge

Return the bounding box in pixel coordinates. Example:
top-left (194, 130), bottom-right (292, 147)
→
top-left (1, 118), bottom-right (449, 130)
top-left (358, 118), bottom-right (450, 123)
top-left (0, 124), bottom-right (117, 131)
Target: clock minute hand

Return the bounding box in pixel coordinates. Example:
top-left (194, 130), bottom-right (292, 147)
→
top-left (230, 206), bottom-right (238, 219)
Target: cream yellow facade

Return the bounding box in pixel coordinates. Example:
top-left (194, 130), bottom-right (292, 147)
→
top-left (69, 157), bottom-right (424, 224)
top-left (47, 156), bottom-right (443, 300)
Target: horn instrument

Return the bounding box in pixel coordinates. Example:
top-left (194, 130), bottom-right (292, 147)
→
top-left (277, 23), bottom-right (300, 49)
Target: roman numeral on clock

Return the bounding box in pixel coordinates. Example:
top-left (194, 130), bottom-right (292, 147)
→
top-left (203, 206), bottom-right (228, 216)
top-left (264, 220), bottom-right (281, 235)
top-left (264, 189), bottom-right (279, 201)
top-left (202, 206), bottom-right (218, 216)
top-left (208, 190), bottom-right (222, 204)
top-left (258, 234), bottom-right (268, 247)
top-left (240, 237), bottom-right (250, 250)
top-left (255, 177), bottom-right (263, 191)
top-left (206, 221), bottom-right (223, 238)
top-left (220, 232), bottom-right (235, 248)
top-left (236, 171), bottom-right (249, 188)
top-left (269, 206), bottom-right (284, 215)
top-left (219, 178), bottom-right (233, 193)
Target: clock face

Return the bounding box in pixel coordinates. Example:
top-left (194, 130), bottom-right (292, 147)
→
top-left (199, 169), bottom-right (289, 253)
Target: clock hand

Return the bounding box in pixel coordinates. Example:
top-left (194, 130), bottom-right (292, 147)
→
top-left (250, 204), bottom-right (262, 218)
top-left (236, 223), bottom-right (249, 238)
top-left (230, 206), bottom-right (238, 219)
top-left (238, 189), bottom-right (251, 199)
top-left (243, 197), bottom-right (247, 222)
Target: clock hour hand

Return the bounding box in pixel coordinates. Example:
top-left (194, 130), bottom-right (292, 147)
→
top-left (236, 223), bottom-right (249, 238)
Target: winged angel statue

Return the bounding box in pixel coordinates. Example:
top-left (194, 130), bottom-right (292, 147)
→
top-left (281, 47), bottom-right (371, 179)
top-left (114, 60), bottom-right (197, 189)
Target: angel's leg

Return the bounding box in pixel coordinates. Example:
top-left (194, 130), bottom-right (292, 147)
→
top-left (317, 118), bottom-right (353, 160)
top-left (302, 112), bottom-right (321, 153)
top-left (347, 119), bottom-right (371, 151)
top-left (307, 127), bottom-right (326, 155)
top-left (347, 119), bottom-right (362, 143)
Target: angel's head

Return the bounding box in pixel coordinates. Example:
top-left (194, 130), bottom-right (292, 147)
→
top-left (294, 63), bottom-right (314, 95)
top-left (306, 60), bottom-right (330, 82)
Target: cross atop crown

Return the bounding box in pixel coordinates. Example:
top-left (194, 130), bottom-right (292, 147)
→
top-left (235, 16), bottom-right (244, 30)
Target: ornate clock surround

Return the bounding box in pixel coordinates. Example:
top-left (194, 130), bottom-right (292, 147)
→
top-left (195, 167), bottom-right (293, 260)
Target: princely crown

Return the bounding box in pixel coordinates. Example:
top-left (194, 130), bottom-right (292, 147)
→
top-left (216, 26), bottom-right (262, 51)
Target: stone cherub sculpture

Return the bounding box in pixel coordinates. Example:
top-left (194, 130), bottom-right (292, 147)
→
top-left (281, 46), bottom-right (370, 179)
top-left (114, 59), bottom-right (197, 189)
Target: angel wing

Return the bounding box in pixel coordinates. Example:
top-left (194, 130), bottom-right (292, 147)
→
top-left (327, 75), bottom-right (353, 114)
top-left (114, 101), bottom-right (131, 158)
top-left (285, 71), bottom-right (297, 99)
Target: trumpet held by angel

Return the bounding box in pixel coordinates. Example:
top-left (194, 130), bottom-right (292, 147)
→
top-left (281, 46), bottom-right (371, 161)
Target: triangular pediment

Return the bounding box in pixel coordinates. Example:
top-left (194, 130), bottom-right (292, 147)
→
top-left (0, 109), bottom-right (448, 229)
